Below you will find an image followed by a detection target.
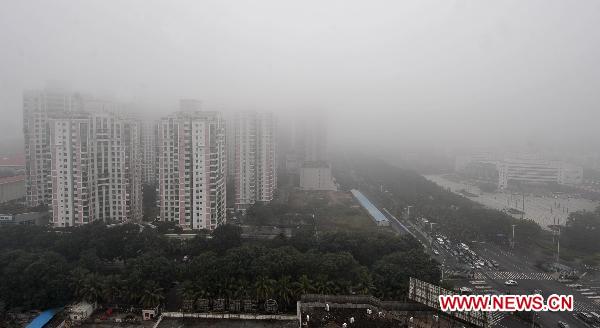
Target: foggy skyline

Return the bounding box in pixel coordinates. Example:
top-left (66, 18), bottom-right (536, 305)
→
top-left (1, 0), bottom-right (600, 154)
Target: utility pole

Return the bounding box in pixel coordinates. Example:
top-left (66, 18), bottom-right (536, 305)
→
top-left (552, 217), bottom-right (556, 243)
top-left (430, 222), bottom-right (437, 247)
top-left (522, 193), bottom-right (525, 219)
top-left (440, 259), bottom-right (445, 283)
top-left (557, 228), bottom-right (560, 263)
top-left (511, 224), bottom-right (516, 250)
top-left (556, 219), bottom-right (561, 263)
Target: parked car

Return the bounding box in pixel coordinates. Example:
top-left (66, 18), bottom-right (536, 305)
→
top-left (504, 280), bottom-right (518, 286)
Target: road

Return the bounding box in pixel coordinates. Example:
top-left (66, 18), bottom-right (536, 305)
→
top-left (363, 187), bottom-right (600, 327)
top-left (472, 242), bottom-right (600, 327)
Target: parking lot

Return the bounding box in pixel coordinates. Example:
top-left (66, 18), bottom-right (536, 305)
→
top-left (425, 175), bottom-right (598, 229)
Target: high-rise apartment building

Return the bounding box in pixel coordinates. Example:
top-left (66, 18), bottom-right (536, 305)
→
top-left (24, 88), bottom-right (143, 227)
top-left (141, 121), bottom-right (157, 184)
top-left (294, 116), bottom-right (327, 162)
top-left (23, 88), bottom-right (85, 206)
top-left (292, 113), bottom-right (335, 191)
top-left (157, 110), bottom-right (227, 230)
top-left (229, 111), bottom-right (277, 210)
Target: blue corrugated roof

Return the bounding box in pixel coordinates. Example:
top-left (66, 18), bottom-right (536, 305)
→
top-left (26, 308), bottom-right (62, 328)
top-left (351, 189), bottom-right (389, 223)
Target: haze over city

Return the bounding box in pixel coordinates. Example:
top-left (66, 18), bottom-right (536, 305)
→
top-left (3, 2), bottom-right (600, 328)
top-left (2, 0), bottom-right (600, 154)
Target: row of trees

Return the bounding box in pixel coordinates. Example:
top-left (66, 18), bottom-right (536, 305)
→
top-left (0, 223), bottom-right (440, 312)
top-left (335, 157), bottom-right (542, 243)
top-left (563, 207), bottom-right (600, 253)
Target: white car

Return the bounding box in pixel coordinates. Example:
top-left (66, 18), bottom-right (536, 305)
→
top-left (433, 250), bottom-right (440, 255)
top-left (504, 280), bottom-right (518, 286)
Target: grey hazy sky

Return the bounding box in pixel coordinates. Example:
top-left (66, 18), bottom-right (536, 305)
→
top-left (1, 0), bottom-right (599, 153)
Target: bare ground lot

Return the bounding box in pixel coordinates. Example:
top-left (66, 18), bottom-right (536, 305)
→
top-left (425, 175), bottom-right (598, 229)
top-left (288, 190), bottom-right (376, 231)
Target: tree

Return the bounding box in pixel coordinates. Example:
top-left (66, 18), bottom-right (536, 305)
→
top-left (210, 224), bottom-right (242, 253)
top-left (124, 253), bottom-right (176, 289)
top-left (253, 276), bottom-right (275, 301)
top-left (372, 250), bottom-right (440, 300)
top-left (225, 278), bottom-right (249, 300)
top-left (79, 273), bottom-right (104, 304)
top-left (102, 275), bottom-right (124, 304)
top-left (275, 276), bottom-right (294, 307)
top-left (293, 274), bottom-right (314, 297)
top-left (70, 268), bottom-right (90, 300)
top-left (140, 281), bottom-right (164, 308)
top-left (563, 208), bottom-right (600, 252)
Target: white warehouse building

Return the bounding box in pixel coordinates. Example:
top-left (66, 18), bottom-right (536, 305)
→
top-left (497, 158), bottom-right (582, 189)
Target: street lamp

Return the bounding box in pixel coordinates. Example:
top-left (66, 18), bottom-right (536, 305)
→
top-left (440, 258), bottom-right (446, 283)
top-left (555, 219), bottom-right (561, 263)
top-left (429, 222), bottom-right (437, 247)
top-left (511, 224), bottom-right (516, 250)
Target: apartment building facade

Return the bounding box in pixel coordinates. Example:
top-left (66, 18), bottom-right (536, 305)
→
top-left (230, 111), bottom-right (277, 210)
top-left (141, 121), bottom-right (157, 184)
top-left (24, 89), bottom-right (143, 227)
top-left (157, 110), bottom-right (227, 230)
top-left (23, 89), bottom-right (85, 206)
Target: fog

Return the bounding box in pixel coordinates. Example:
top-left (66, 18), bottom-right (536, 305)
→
top-left (1, 0), bottom-right (600, 155)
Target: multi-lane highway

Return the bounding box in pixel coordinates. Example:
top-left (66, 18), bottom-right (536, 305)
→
top-left (471, 242), bottom-right (600, 327)
top-left (362, 187), bottom-right (600, 327)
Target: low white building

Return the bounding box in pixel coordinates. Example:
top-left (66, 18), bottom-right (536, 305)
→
top-left (299, 161), bottom-right (337, 191)
top-left (498, 158), bottom-right (583, 189)
top-left (68, 302), bottom-right (95, 322)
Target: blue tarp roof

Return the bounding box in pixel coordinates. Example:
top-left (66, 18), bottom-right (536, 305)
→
top-left (26, 308), bottom-right (62, 328)
top-left (351, 189), bottom-right (389, 223)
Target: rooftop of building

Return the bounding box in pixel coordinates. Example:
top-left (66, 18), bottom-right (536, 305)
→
top-left (301, 161), bottom-right (331, 168)
top-left (0, 154), bottom-right (25, 167)
top-left (0, 175), bottom-right (25, 185)
top-left (350, 189), bottom-right (388, 223)
top-left (158, 317), bottom-right (297, 328)
top-left (69, 302), bottom-right (94, 313)
top-left (25, 308), bottom-right (62, 328)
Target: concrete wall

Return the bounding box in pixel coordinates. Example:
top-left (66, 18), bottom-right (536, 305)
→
top-left (0, 179), bottom-right (25, 203)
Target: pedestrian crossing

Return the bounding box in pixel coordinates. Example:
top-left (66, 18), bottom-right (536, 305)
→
top-left (489, 312), bottom-right (508, 326)
top-left (474, 271), bottom-right (555, 281)
top-left (568, 285), bottom-right (600, 312)
top-left (573, 301), bottom-right (599, 313)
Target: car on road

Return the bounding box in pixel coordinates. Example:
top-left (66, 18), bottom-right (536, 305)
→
top-left (578, 312), bottom-right (595, 324)
top-left (557, 321), bottom-right (569, 328)
top-left (433, 250), bottom-right (440, 255)
top-left (504, 280), bottom-right (518, 286)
